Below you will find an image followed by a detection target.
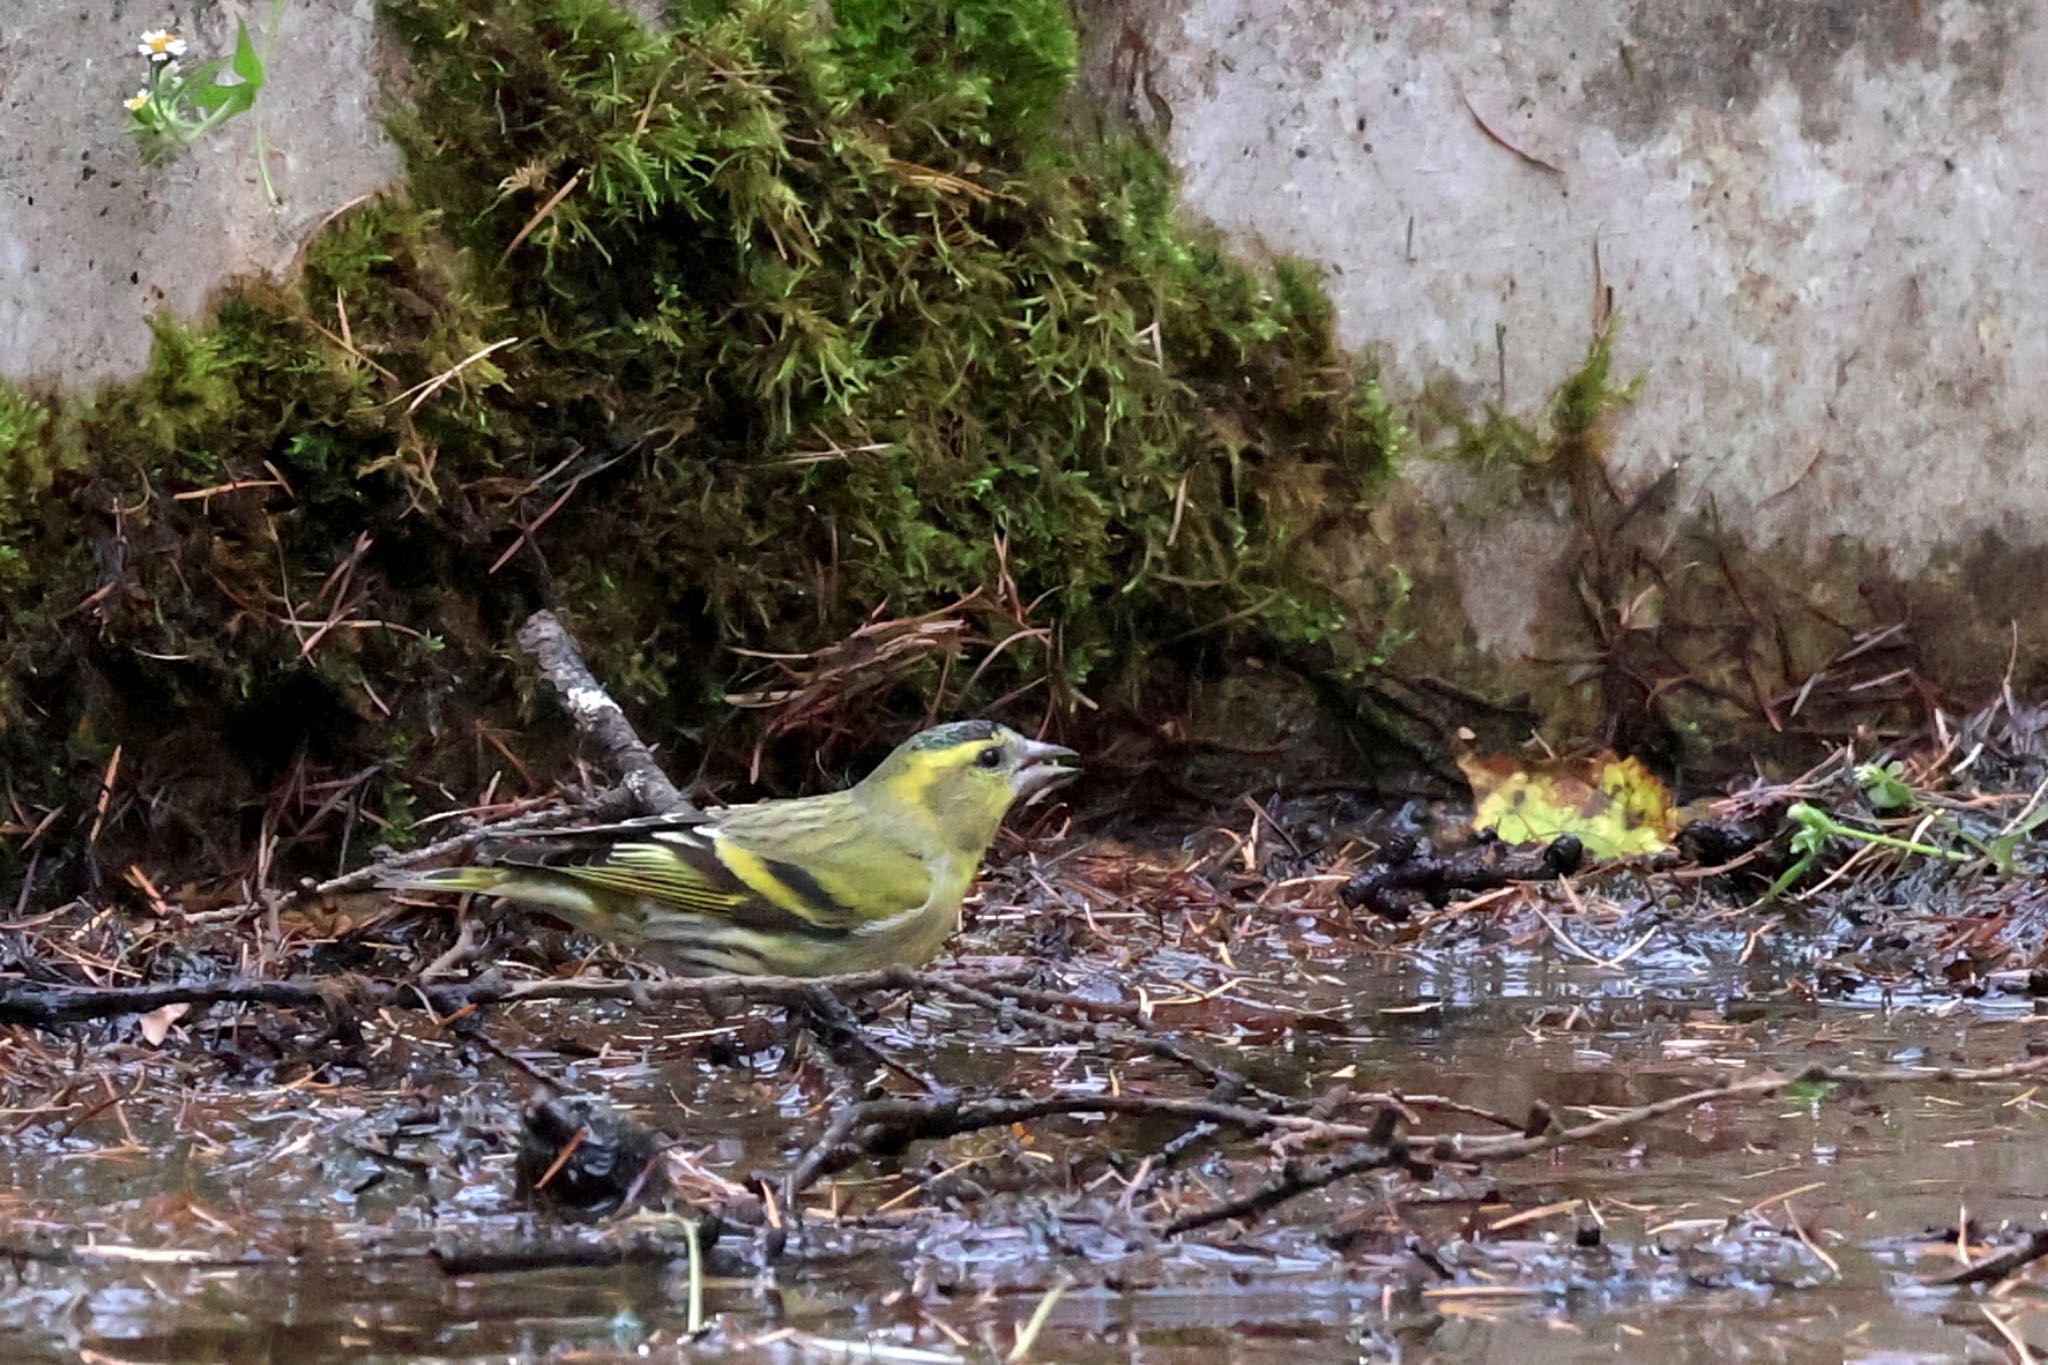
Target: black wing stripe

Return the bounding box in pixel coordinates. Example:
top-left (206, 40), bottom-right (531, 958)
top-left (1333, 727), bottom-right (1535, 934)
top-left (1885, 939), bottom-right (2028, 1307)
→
top-left (757, 856), bottom-right (859, 925)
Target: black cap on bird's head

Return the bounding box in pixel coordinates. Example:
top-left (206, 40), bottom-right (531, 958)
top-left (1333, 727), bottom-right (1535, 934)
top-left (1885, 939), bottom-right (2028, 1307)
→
top-left (905, 719), bottom-right (1004, 750)
top-left (869, 719), bottom-right (1080, 808)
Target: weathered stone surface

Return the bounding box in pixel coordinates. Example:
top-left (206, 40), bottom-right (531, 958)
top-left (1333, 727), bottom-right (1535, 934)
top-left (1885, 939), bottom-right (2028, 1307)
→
top-left (0, 0), bottom-right (400, 388)
top-left (1081, 0), bottom-right (2048, 725)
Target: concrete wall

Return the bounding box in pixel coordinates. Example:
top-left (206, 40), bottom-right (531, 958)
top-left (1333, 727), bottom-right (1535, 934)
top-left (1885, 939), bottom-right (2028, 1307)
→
top-left (0, 0), bottom-right (398, 387)
top-left (1081, 0), bottom-right (2048, 733)
top-left (7, 0), bottom-right (2042, 742)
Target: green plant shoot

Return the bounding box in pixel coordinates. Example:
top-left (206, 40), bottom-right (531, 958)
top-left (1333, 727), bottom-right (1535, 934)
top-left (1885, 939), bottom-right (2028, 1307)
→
top-left (125, 9), bottom-right (277, 166)
top-left (1853, 760), bottom-right (1916, 813)
top-left (1764, 800), bottom-right (1968, 903)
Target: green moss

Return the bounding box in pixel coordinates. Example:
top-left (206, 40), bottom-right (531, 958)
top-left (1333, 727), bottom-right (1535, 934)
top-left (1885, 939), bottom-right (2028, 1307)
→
top-left (1, 0), bottom-right (1577, 894)
top-left (829, 0), bottom-right (1078, 148)
top-left (1436, 323), bottom-right (1641, 474)
top-left (1549, 324), bottom-right (1644, 466)
top-left (0, 387), bottom-right (52, 571)
top-left (368, 0), bottom-right (1411, 713)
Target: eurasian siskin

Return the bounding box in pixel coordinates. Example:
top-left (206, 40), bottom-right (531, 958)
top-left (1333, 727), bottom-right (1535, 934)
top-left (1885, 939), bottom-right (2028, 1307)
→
top-left (381, 720), bottom-right (1077, 976)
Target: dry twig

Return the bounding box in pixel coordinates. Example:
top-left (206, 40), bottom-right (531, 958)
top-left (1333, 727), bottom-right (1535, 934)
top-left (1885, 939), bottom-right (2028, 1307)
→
top-left (1940, 1227), bottom-right (2048, 1287)
top-left (516, 610), bottom-right (696, 817)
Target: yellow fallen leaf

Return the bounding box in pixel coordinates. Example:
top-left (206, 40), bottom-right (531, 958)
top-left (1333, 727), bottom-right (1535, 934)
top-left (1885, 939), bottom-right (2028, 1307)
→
top-left (1458, 750), bottom-right (1679, 859)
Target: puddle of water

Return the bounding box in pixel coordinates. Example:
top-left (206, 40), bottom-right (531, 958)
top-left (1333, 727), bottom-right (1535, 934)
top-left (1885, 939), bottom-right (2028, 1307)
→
top-left (4, 896), bottom-right (2047, 1363)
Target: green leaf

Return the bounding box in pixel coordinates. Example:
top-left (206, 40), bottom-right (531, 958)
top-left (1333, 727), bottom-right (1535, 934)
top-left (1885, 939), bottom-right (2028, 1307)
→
top-left (188, 81), bottom-right (257, 116)
top-left (186, 82), bottom-right (232, 112)
top-left (166, 55), bottom-right (229, 94)
top-left (1783, 1078), bottom-right (1839, 1106)
top-left (1854, 760), bottom-right (1915, 813)
top-left (1762, 852), bottom-right (1817, 903)
top-left (1981, 802), bottom-right (2048, 874)
top-left (231, 19), bottom-right (267, 87)
top-left (1787, 805), bottom-right (1831, 858)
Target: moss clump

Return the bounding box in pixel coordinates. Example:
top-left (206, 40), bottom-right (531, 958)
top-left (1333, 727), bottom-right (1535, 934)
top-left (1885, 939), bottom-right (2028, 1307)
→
top-left (0, 388), bottom-right (53, 610)
top-left (380, 0), bottom-right (1406, 697)
top-left (3, 0), bottom-right (1416, 893)
top-left (1433, 324), bottom-right (1641, 476)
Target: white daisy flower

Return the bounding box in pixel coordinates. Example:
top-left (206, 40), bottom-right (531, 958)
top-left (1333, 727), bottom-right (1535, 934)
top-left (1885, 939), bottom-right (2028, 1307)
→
top-left (125, 89), bottom-right (150, 111)
top-left (137, 29), bottom-right (188, 61)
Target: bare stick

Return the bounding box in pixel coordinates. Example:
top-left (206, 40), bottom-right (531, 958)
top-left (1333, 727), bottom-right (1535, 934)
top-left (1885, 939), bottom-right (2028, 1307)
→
top-left (1165, 1138), bottom-right (1422, 1236)
top-left (1443, 1056), bottom-right (2048, 1162)
top-left (192, 613), bottom-right (685, 924)
top-left (781, 1093), bottom-right (1431, 1207)
top-left (918, 975), bottom-right (1248, 1096)
top-left (0, 1232), bottom-right (713, 1278)
top-left (1940, 1228), bottom-right (2048, 1287)
top-left (516, 609), bottom-right (695, 816)
top-left (418, 917), bottom-right (482, 982)
top-left (201, 612), bottom-right (676, 922)
top-left (181, 798), bottom-right (629, 926)
top-left (298, 802), bottom-right (608, 898)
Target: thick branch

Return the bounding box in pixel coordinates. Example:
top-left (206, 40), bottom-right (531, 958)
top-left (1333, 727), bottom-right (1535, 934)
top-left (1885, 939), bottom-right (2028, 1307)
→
top-left (516, 609), bottom-right (694, 816)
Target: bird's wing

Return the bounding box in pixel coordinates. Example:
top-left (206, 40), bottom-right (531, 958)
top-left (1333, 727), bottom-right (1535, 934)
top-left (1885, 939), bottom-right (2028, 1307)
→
top-left (488, 830), bottom-right (755, 918)
top-left (711, 792), bottom-right (934, 928)
top-left (486, 792), bottom-right (929, 934)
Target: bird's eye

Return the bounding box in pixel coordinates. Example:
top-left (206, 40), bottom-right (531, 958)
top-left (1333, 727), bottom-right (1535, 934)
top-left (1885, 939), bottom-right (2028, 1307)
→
top-left (975, 745), bottom-right (1004, 769)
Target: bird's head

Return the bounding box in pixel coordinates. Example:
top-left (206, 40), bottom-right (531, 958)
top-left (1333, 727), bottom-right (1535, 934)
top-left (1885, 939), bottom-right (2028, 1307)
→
top-left (857, 720), bottom-right (1079, 859)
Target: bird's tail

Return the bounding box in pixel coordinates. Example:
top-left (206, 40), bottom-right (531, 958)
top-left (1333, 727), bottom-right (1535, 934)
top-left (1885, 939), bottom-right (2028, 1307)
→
top-left (379, 866), bottom-right (516, 897)
top-left (379, 863), bottom-right (608, 923)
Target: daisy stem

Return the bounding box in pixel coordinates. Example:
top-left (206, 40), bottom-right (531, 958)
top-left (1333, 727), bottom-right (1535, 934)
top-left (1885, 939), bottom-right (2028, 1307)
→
top-left (253, 0), bottom-right (287, 205)
top-left (255, 123), bottom-right (278, 205)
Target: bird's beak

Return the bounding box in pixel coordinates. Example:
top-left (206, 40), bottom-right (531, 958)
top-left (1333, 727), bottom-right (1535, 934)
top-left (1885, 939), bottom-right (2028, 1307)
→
top-left (1014, 738), bottom-right (1080, 806)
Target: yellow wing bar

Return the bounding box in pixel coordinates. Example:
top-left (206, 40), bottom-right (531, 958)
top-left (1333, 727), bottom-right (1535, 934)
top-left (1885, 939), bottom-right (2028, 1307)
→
top-left (494, 831), bottom-right (867, 940)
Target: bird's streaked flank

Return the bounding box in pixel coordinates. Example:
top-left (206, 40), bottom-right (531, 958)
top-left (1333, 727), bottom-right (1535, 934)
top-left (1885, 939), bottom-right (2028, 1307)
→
top-left (380, 721), bottom-right (1078, 976)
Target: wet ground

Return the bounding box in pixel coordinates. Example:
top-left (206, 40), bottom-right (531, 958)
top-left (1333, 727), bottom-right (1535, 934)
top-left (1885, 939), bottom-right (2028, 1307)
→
top-left (5, 826), bottom-right (2048, 1363)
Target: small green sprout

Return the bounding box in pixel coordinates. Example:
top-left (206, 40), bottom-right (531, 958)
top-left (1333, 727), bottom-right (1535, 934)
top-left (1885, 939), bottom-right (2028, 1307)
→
top-left (1974, 802), bottom-right (2048, 877)
top-left (1853, 760), bottom-right (1916, 813)
top-left (1846, 757), bottom-right (2048, 876)
top-left (1764, 800), bottom-right (1968, 902)
top-left (1782, 1077), bottom-right (1840, 1107)
top-left (124, 11), bottom-right (276, 172)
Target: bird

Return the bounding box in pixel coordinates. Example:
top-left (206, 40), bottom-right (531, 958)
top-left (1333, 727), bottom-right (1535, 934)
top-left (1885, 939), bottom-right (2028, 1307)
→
top-left (379, 720), bottom-right (1078, 977)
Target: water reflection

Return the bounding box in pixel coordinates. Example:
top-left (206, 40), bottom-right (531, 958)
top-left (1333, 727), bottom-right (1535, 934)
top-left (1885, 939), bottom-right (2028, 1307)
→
top-left (3, 919), bottom-right (2045, 1363)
